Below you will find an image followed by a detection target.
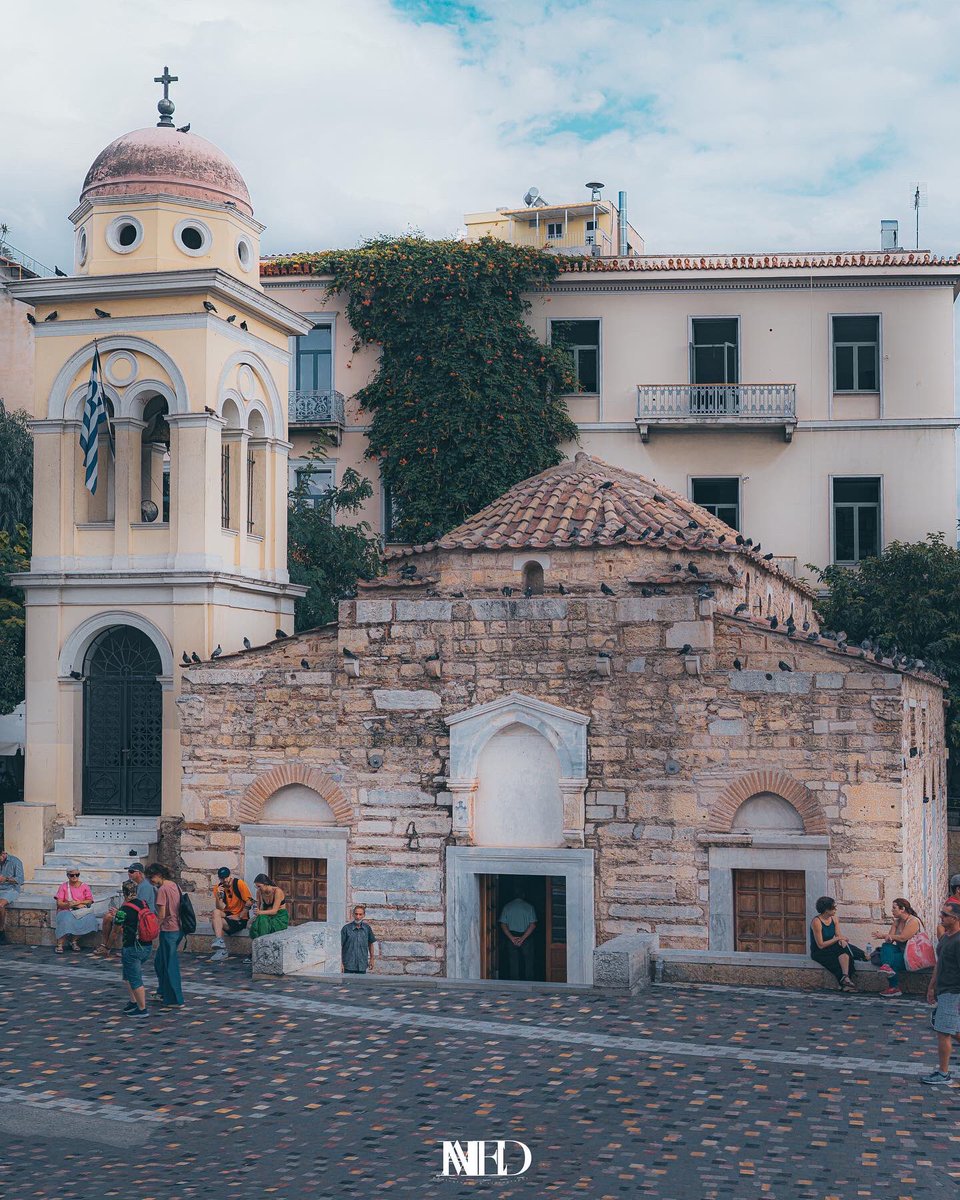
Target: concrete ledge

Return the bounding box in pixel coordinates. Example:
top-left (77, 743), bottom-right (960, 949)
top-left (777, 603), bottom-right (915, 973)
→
top-left (653, 948), bottom-right (932, 994)
top-left (251, 921), bottom-right (328, 976)
top-left (594, 932), bottom-right (658, 992)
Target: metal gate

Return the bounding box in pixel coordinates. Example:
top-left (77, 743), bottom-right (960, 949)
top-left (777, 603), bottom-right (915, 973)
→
top-left (82, 627), bottom-right (162, 816)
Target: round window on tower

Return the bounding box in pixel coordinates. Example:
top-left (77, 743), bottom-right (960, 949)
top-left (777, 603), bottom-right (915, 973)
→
top-left (106, 215), bottom-right (144, 254)
top-left (76, 226), bottom-right (88, 267)
top-left (236, 236), bottom-right (254, 272)
top-left (174, 218), bottom-right (212, 257)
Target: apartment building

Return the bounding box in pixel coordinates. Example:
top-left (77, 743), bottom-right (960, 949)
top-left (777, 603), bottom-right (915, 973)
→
top-left (263, 218), bottom-right (960, 575)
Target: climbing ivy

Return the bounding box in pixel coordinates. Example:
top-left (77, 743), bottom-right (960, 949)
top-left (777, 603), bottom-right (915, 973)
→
top-left (270, 237), bottom-right (579, 544)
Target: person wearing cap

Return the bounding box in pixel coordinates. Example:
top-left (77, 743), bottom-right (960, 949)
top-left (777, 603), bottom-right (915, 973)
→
top-left (936, 874), bottom-right (960, 939)
top-left (92, 863), bottom-right (156, 958)
top-left (210, 866), bottom-right (252, 962)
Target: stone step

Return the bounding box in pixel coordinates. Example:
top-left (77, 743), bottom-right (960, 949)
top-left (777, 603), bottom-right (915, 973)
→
top-left (28, 865), bottom-right (133, 887)
top-left (45, 852), bottom-right (146, 871)
top-left (18, 885), bottom-right (114, 905)
top-left (62, 826), bottom-right (156, 844)
top-left (53, 839), bottom-right (151, 858)
top-left (71, 816), bottom-right (159, 831)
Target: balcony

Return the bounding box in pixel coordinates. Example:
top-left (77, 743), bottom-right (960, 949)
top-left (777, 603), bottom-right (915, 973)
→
top-left (288, 389), bottom-right (346, 442)
top-left (636, 384), bottom-right (797, 443)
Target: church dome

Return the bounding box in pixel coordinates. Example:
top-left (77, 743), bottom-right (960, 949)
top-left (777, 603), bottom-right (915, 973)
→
top-left (80, 127), bottom-right (253, 216)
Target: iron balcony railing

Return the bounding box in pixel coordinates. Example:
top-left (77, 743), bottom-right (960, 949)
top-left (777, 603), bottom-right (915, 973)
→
top-left (637, 383), bottom-right (796, 420)
top-left (288, 389), bottom-right (346, 427)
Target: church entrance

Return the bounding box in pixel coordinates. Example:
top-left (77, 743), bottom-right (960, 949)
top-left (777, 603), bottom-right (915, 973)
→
top-left (479, 874), bottom-right (567, 983)
top-left (81, 626), bottom-right (162, 816)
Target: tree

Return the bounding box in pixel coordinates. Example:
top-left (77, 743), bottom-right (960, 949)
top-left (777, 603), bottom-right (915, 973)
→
top-left (0, 400), bottom-right (32, 536)
top-left (0, 523), bottom-right (29, 714)
top-left (287, 453), bottom-right (383, 631)
top-left (269, 236), bottom-right (579, 544)
top-left (812, 534), bottom-right (960, 783)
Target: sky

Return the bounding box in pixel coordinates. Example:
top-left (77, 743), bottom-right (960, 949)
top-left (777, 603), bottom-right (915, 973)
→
top-left (3, 0), bottom-right (960, 272)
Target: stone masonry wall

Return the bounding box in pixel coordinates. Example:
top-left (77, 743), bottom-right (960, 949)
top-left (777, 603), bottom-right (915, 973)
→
top-left (177, 558), bottom-right (946, 974)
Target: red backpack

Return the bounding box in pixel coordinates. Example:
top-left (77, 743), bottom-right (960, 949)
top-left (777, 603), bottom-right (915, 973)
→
top-left (132, 899), bottom-right (160, 944)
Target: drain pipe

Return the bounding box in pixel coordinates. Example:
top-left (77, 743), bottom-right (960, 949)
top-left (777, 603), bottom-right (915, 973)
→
top-left (617, 190), bottom-right (628, 256)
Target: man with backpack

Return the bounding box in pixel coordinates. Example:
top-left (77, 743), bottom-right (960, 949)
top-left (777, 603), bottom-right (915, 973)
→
top-left (113, 879), bottom-right (160, 1017)
top-left (146, 863), bottom-right (185, 1007)
top-left (210, 866), bottom-right (253, 962)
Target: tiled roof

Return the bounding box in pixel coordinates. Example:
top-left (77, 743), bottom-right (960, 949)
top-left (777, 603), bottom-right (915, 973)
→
top-left (261, 249), bottom-right (960, 277)
top-left (385, 453), bottom-right (814, 596)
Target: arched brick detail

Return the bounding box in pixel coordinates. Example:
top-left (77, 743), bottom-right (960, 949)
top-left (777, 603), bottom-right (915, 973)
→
top-left (238, 764), bottom-right (352, 825)
top-left (707, 770), bottom-right (827, 836)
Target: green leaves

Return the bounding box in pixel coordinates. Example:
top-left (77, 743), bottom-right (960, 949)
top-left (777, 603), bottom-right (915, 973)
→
top-left (812, 533), bottom-right (960, 760)
top-left (287, 453), bottom-right (383, 631)
top-left (287, 236), bottom-right (578, 544)
top-left (0, 523), bottom-right (29, 715)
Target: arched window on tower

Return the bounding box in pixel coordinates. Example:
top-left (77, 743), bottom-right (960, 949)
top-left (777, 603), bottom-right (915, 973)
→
top-left (246, 409), bottom-right (266, 537)
top-left (83, 397), bottom-right (116, 524)
top-left (139, 395), bottom-right (170, 523)
top-left (522, 561), bottom-right (544, 595)
top-left (221, 398), bottom-right (243, 531)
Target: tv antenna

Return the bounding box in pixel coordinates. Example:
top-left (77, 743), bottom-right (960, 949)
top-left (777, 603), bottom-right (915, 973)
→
top-left (912, 182), bottom-right (927, 249)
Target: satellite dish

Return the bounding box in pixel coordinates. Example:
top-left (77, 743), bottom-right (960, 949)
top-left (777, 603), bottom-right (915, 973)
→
top-left (523, 187), bottom-right (540, 207)
top-left (140, 500), bottom-right (159, 523)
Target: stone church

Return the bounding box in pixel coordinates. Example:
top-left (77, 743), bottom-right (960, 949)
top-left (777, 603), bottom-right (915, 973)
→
top-left (178, 452), bottom-right (947, 982)
top-left (2, 81), bottom-right (949, 980)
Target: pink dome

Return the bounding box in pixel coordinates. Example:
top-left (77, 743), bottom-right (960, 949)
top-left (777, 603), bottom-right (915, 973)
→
top-left (81, 127), bottom-right (252, 216)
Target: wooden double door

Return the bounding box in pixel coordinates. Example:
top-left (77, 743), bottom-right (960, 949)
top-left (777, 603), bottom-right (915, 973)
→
top-left (269, 857), bottom-right (328, 924)
top-left (734, 869), bottom-right (806, 954)
top-left (479, 874), bottom-right (567, 983)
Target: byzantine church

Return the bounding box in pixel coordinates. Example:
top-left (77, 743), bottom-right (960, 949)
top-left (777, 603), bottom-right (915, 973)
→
top-left (3, 80), bottom-right (948, 982)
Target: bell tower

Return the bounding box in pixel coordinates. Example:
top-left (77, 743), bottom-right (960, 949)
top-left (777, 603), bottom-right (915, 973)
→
top-left (6, 72), bottom-right (311, 873)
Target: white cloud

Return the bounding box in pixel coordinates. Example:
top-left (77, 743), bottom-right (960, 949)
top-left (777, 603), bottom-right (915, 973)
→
top-left (2, 0), bottom-right (959, 270)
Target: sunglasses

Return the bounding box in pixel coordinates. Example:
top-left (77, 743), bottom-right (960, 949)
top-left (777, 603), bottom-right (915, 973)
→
top-left (67, 873), bottom-right (80, 878)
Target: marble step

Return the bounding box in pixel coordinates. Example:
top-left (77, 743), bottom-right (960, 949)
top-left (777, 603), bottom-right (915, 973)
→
top-left (44, 852), bottom-right (147, 871)
top-left (70, 816), bottom-right (159, 832)
top-left (28, 865), bottom-right (135, 887)
top-left (53, 839), bottom-right (151, 858)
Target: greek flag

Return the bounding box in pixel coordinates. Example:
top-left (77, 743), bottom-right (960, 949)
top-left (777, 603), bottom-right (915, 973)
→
top-left (79, 346), bottom-right (109, 494)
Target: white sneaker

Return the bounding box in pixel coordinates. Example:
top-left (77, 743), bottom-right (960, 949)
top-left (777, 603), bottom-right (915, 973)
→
top-left (210, 937), bottom-right (226, 949)
top-left (210, 948), bottom-right (228, 962)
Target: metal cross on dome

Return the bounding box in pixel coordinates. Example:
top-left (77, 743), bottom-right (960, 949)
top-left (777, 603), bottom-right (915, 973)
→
top-left (154, 66), bottom-right (179, 128)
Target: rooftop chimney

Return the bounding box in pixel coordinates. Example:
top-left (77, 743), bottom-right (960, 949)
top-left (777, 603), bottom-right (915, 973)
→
top-left (881, 219), bottom-right (899, 251)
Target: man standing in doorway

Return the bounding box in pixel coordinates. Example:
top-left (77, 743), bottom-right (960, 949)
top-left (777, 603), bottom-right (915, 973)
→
top-left (0, 846), bottom-right (24, 943)
top-left (341, 904), bottom-right (376, 974)
top-left (499, 892), bottom-right (538, 981)
top-left (922, 900), bottom-right (960, 1086)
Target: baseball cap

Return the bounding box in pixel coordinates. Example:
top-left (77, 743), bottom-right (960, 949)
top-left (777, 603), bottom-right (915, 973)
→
top-left (217, 867), bottom-right (232, 880)
top-left (950, 873), bottom-right (960, 890)
top-left (127, 862), bottom-right (145, 873)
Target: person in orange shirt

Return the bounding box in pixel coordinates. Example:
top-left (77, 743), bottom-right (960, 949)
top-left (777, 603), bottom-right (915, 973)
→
top-left (210, 866), bottom-right (252, 962)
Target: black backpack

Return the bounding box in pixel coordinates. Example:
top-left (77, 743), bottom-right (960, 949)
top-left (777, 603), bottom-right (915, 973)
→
top-left (178, 887), bottom-right (197, 936)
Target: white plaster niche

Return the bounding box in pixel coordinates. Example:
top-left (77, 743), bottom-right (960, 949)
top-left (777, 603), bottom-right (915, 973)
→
top-left (261, 783), bottom-right (336, 825)
top-left (476, 723), bottom-right (562, 847)
top-left (731, 792), bottom-right (805, 833)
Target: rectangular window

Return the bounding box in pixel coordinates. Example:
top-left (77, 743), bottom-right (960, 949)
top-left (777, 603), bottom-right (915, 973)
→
top-left (550, 319), bottom-right (600, 393)
top-left (546, 222), bottom-right (563, 240)
top-left (290, 463), bottom-right (334, 510)
top-left (295, 323), bottom-right (333, 393)
top-left (832, 315), bottom-right (879, 392)
top-left (220, 444), bottom-right (230, 528)
top-left (832, 477), bottom-right (881, 563)
top-left (383, 483), bottom-right (403, 541)
top-left (690, 317), bottom-right (739, 385)
top-left (585, 220), bottom-right (597, 246)
top-left (691, 477), bottom-right (740, 530)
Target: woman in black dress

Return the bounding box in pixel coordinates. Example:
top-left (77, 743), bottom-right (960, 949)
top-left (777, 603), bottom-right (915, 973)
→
top-left (810, 896), bottom-right (857, 992)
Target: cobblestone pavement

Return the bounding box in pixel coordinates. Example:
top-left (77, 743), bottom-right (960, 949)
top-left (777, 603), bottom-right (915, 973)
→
top-left (0, 945), bottom-right (957, 1199)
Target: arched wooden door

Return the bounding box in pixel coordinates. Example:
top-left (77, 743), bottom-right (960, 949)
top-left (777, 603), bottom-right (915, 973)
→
top-left (82, 626), bottom-right (162, 816)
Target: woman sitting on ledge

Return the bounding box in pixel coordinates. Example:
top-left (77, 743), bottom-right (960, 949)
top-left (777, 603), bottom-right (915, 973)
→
top-left (249, 874), bottom-right (289, 940)
top-left (810, 896), bottom-right (857, 992)
top-left (873, 898), bottom-right (922, 999)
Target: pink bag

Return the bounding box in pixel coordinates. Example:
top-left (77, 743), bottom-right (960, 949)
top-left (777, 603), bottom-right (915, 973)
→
top-left (904, 928), bottom-right (936, 971)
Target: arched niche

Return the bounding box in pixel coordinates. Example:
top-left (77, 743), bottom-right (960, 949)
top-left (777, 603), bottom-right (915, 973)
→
top-left (475, 723), bottom-right (562, 848)
top-left (446, 692), bottom-right (589, 847)
top-left (51, 337), bottom-right (188, 420)
top-left (261, 783), bottom-right (336, 825)
top-left (731, 792), bottom-right (805, 833)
